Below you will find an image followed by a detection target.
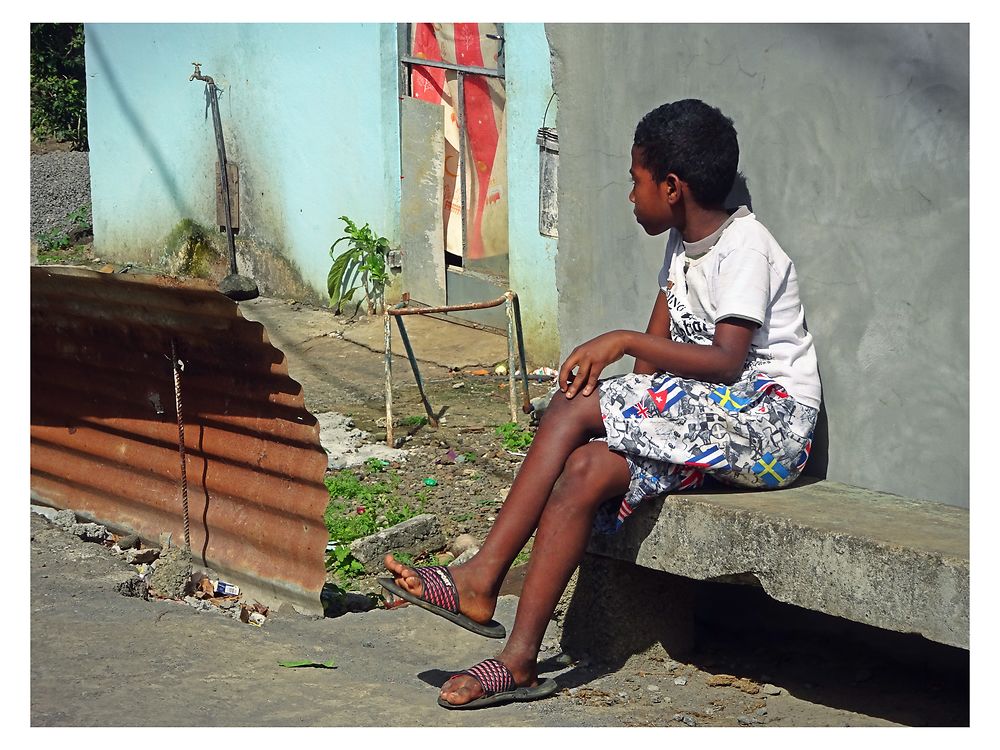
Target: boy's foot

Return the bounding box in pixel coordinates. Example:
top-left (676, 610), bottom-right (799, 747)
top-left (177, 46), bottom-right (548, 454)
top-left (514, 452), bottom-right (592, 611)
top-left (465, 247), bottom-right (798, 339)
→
top-left (380, 554), bottom-right (504, 638)
top-left (438, 657), bottom-right (557, 709)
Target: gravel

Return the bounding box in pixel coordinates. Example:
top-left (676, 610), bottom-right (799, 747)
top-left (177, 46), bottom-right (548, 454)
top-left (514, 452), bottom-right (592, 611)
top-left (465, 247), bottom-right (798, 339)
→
top-left (30, 150), bottom-right (91, 239)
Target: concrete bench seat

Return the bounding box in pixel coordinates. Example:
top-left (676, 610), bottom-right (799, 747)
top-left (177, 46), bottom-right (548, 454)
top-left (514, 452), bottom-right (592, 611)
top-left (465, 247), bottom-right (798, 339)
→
top-left (583, 477), bottom-right (969, 650)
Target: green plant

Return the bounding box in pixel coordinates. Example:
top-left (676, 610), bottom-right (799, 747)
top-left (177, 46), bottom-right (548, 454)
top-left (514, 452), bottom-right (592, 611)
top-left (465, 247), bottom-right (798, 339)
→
top-left (326, 545), bottom-right (366, 580)
top-left (462, 452), bottom-right (478, 462)
top-left (67, 204), bottom-right (92, 232)
top-left (495, 422), bottom-right (534, 452)
top-left (401, 415), bottom-right (429, 427)
top-left (322, 469), bottom-right (424, 581)
top-left (327, 216), bottom-right (391, 315)
top-left (36, 228), bottom-right (71, 254)
top-left (364, 457), bottom-right (390, 473)
top-left (30, 24), bottom-right (87, 147)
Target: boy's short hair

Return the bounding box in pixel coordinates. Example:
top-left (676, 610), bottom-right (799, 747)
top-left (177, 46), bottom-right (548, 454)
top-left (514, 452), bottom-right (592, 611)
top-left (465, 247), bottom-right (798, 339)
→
top-left (633, 99), bottom-right (739, 207)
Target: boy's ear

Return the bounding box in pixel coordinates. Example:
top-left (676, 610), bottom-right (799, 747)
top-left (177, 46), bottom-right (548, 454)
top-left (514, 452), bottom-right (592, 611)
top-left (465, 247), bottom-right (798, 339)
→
top-left (662, 173), bottom-right (683, 204)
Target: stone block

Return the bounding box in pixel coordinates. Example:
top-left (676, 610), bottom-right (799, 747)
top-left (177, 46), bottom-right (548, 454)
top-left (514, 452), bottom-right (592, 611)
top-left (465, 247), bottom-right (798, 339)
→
top-left (349, 514), bottom-right (445, 573)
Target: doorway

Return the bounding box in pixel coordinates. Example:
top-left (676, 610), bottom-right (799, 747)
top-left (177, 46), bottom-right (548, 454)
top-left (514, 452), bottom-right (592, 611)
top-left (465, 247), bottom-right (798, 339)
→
top-left (398, 23), bottom-right (509, 329)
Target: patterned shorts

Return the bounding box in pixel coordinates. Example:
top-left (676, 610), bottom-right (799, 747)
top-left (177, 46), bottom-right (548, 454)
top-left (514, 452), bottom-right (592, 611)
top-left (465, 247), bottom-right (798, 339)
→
top-left (593, 370), bottom-right (818, 534)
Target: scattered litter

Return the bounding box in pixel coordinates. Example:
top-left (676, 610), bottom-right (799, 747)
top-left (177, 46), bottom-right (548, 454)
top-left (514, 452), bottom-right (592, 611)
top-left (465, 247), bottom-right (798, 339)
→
top-left (278, 660), bottom-right (336, 669)
top-left (422, 477), bottom-right (438, 486)
top-left (494, 363), bottom-right (508, 376)
top-left (465, 368), bottom-right (490, 376)
top-left (213, 580), bottom-right (240, 597)
top-left (674, 676), bottom-right (688, 686)
top-left (239, 602), bottom-right (269, 626)
top-left (452, 382), bottom-right (465, 389)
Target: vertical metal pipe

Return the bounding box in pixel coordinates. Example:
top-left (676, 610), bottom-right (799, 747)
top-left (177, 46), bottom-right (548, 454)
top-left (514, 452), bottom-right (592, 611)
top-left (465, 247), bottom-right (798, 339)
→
top-left (384, 312), bottom-right (394, 447)
top-left (505, 294), bottom-right (517, 422)
top-left (206, 82), bottom-right (238, 276)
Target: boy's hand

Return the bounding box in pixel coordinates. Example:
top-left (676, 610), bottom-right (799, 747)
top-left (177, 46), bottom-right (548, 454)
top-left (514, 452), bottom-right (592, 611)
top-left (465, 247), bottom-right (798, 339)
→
top-left (559, 331), bottom-right (627, 399)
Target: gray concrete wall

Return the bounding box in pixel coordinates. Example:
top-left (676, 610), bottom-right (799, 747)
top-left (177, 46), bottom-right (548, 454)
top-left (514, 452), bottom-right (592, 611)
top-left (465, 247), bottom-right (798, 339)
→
top-left (546, 24), bottom-right (968, 507)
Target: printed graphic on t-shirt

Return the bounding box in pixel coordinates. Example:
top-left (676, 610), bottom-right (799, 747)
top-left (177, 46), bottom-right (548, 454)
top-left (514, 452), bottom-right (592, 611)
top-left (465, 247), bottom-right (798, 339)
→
top-left (664, 284), bottom-right (763, 373)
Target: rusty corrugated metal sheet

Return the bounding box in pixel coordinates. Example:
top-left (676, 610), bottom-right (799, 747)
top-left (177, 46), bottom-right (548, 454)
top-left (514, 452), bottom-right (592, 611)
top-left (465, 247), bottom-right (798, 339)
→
top-left (30, 266), bottom-right (330, 614)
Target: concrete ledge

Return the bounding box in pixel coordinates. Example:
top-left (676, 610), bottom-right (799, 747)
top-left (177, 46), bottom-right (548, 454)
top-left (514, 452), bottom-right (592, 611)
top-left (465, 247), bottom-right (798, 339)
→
top-left (587, 478), bottom-right (969, 649)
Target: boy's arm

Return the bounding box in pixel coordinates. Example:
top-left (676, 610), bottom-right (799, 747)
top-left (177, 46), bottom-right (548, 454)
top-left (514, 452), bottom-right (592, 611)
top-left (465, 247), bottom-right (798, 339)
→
top-left (560, 318), bottom-right (757, 399)
top-left (632, 291), bottom-right (670, 375)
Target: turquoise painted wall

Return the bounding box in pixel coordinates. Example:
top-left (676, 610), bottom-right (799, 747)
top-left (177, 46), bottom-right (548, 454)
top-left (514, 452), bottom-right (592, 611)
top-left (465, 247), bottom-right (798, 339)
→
top-left (504, 24), bottom-right (560, 366)
top-left (85, 23), bottom-right (401, 301)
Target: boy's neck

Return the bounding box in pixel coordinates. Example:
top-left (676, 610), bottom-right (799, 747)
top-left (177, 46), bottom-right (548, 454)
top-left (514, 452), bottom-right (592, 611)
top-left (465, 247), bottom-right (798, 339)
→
top-left (679, 204), bottom-right (732, 244)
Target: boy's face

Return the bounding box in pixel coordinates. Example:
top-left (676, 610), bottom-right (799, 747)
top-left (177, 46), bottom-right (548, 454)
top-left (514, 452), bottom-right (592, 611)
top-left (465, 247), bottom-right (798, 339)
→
top-left (629, 145), bottom-right (678, 236)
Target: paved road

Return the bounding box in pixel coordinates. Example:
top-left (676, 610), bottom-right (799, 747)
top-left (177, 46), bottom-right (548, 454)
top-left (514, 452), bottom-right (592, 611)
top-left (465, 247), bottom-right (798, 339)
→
top-left (29, 513), bottom-right (624, 728)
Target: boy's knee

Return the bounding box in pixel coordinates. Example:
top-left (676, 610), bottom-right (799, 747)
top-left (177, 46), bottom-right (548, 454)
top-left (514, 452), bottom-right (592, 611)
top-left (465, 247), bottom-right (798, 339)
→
top-left (552, 443), bottom-right (620, 509)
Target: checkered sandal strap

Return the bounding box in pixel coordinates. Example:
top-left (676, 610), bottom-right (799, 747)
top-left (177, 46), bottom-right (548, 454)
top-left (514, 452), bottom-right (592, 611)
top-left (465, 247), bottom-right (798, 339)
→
top-left (413, 566), bottom-right (460, 614)
top-left (458, 659), bottom-right (516, 697)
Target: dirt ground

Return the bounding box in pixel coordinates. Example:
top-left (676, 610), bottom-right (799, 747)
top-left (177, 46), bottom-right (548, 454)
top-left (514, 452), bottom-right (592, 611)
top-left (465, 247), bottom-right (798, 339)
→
top-left (28, 293), bottom-right (971, 729)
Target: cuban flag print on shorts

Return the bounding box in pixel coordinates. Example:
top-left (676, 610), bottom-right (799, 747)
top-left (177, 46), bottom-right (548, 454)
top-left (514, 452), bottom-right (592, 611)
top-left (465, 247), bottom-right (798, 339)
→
top-left (648, 377), bottom-right (685, 414)
top-left (685, 445), bottom-right (730, 471)
top-left (753, 452), bottom-right (790, 487)
top-left (710, 386), bottom-right (750, 411)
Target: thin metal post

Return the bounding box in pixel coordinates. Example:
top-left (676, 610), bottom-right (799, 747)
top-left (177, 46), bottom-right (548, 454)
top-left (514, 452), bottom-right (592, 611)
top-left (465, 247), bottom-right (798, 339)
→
top-left (394, 316), bottom-right (439, 427)
top-left (510, 293), bottom-right (532, 413)
top-left (505, 294), bottom-right (517, 422)
top-left (384, 312), bottom-right (394, 447)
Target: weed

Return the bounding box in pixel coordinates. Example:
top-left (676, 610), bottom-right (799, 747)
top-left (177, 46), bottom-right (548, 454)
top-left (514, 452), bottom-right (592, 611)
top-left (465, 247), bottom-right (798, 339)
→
top-left (462, 451), bottom-right (478, 462)
top-left (36, 228), bottom-right (71, 254)
top-left (401, 415), bottom-right (429, 427)
top-left (326, 546), bottom-right (366, 580)
top-left (323, 469), bottom-right (423, 582)
top-left (495, 422), bottom-right (534, 452)
top-left (66, 203), bottom-right (92, 232)
top-left (364, 457), bottom-right (390, 473)
top-left (328, 215), bottom-right (391, 315)
top-left (452, 512), bottom-right (473, 523)
top-left (392, 551), bottom-right (415, 568)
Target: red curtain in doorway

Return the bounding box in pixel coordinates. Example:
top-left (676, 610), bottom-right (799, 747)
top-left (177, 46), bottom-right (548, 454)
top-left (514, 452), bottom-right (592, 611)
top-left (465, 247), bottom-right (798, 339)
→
top-left (409, 23), bottom-right (507, 263)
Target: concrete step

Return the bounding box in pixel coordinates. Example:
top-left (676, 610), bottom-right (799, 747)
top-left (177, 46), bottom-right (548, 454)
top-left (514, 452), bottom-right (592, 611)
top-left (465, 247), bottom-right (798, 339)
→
top-left (586, 477), bottom-right (969, 649)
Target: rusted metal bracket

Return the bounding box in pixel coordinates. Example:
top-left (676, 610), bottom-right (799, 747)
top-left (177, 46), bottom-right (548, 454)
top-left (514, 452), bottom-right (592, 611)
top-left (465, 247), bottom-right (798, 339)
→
top-left (384, 291), bottom-right (531, 447)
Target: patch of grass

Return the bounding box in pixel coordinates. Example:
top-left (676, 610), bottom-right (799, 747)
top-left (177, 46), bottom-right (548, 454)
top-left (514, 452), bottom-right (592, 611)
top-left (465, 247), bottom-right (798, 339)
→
top-left (452, 512), bottom-right (473, 523)
top-left (495, 421), bottom-right (534, 452)
top-left (401, 415), bottom-right (428, 427)
top-left (364, 457), bottom-right (390, 473)
top-left (462, 451), bottom-right (478, 462)
top-left (323, 469), bottom-right (424, 582)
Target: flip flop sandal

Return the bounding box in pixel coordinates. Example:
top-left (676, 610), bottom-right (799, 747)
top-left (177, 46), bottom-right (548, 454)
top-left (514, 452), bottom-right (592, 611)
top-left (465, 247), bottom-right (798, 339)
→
top-left (378, 566), bottom-right (507, 639)
top-left (437, 658), bottom-right (559, 710)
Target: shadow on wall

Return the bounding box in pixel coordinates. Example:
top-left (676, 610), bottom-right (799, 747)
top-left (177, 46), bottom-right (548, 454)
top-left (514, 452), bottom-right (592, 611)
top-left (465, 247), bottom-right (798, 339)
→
top-left (725, 172), bottom-right (829, 479)
top-left (87, 28), bottom-right (192, 217)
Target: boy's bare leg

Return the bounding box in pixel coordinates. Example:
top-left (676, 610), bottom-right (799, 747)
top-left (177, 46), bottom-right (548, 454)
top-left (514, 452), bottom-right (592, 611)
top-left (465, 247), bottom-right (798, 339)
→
top-left (439, 440), bottom-right (632, 705)
top-left (383, 390), bottom-right (610, 627)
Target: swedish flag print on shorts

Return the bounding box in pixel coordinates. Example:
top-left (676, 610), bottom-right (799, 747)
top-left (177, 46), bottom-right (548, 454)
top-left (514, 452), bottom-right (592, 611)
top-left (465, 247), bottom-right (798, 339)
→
top-left (593, 370), bottom-right (818, 535)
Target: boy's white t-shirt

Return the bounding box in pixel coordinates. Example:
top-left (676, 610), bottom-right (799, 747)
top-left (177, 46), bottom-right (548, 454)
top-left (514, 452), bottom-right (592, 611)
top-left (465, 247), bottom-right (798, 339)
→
top-left (656, 207), bottom-right (822, 410)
